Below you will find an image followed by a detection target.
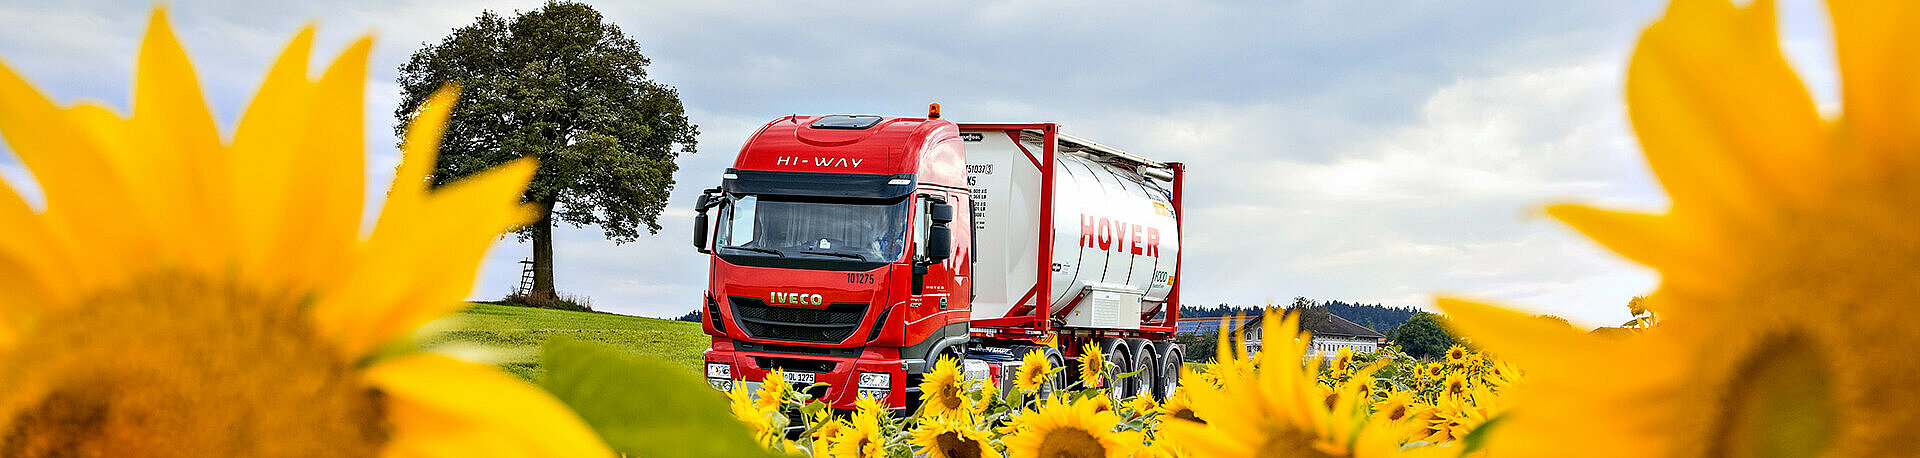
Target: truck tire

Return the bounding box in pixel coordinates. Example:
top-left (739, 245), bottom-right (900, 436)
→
top-left (1124, 338), bottom-right (1156, 400)
top-left (1155, 342), bottom-right (1184, 400)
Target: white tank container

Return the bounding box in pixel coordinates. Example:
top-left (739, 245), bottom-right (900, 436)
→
top-left (962, 128), bottom-right (1179, 330)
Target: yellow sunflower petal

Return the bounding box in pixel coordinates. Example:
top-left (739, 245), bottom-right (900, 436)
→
top-left (1628, 0), bottom-right (1827, 214)
top-left (0, 61), bottom-right (141, 289)
top-left (127, 8), bottom-right (230, 272)
top-left (322, 168), bottom-right (536, 356)
top-left (1829, 0), bottom-right (1920, 166)
top-left (366, 353), bottom-right (614, 458)
top-left (1435, 298), bottom-right (1591, 372)
top-left (277, 36), bottom-right (370, 289)
top-left (228, 26), bottom-right (315, 281)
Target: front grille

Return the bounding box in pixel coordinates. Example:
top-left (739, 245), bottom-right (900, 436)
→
top-left (729, 296), bottom-right (869, 343)
top-left (755, 356), bottom-right (839, 373)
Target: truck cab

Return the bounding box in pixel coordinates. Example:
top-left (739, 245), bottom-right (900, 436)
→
top-left (694, 114), bottom-right (971, 411)
top-left (695, 110), bottom-right (1186, 415)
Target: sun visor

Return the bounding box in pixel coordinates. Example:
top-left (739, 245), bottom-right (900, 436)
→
top-left (722, 168), bottom-right (917, 199)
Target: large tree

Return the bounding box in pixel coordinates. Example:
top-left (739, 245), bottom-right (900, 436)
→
top-left (396, 1), bottom-right (698, 299)
top-left (1389, 312), bottom-right (1455, 360)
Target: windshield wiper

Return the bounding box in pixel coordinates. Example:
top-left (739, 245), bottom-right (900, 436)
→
top-left (797, 250), bottom-right (867, 261)
top-left (723, 246), bottom-right (786, 257)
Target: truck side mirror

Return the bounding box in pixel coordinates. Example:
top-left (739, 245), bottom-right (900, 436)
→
top-left (926, 224), bottom-right (951, 263)
top-left (925, 200), bottom-right (953, 263)
top-left (693, 210), bottom-right (710, 253)
top-left (693, 189), bottom-right (718, 254)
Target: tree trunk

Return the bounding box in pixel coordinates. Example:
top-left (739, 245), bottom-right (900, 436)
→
top-left (531, 205), bottom-right (557, 299)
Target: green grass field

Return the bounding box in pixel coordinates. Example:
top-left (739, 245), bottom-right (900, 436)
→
top-left (425, 303), bottom-right (709, 381)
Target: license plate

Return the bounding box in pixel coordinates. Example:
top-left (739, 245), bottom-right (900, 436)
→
top-left (783, 371), bottom-right (815, 385)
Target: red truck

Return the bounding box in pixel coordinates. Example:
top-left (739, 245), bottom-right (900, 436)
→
top-left (694, 106), bottom-right (1185, 413)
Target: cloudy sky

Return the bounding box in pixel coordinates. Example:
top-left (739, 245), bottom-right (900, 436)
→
top-left (0, 0), bottom-right (1845, 327)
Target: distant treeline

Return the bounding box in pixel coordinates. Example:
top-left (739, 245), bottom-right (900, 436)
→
top-left (1179, 299), bottom-right (1420, 334)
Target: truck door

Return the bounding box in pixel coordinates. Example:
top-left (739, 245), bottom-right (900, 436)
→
top-left (913, 193), bottom-right (959, 321)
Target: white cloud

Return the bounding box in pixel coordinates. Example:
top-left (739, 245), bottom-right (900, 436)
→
top-left (4, 0), bottom-right (1852, 330)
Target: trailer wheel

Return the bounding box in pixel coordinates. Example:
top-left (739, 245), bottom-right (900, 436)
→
top-left (1155, 343), bottom-right (1184, 400)
top-left (1124, 338), bottom-right (1156, 400)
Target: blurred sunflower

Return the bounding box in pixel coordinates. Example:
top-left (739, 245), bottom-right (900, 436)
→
top-left (1440, 0), bottom-right (1920, 455)
top-left (919, 355), bottom-right (972, 419)
top-left (0, 11), bottom-right (610, 457)
top-left (1158, 391), bottom-right (1202, 424)
top-left (1001, 394), bottom-right (1140, 458)
top-left (1371, 390), bottom-right (1419, 424)
top-left (1126, 395), bottom-right (1159, 419)
top-left (1014, 349), bottom-right (1052, 394)
top-left (911, 417), bottom-right (1002, 458)
top-left (1077, 341), bottom-right (1106, 388)
top-left (730, 384), bottom-right (778, 443)
top-left (1161, 310), bottom-right (1401, 458)
top-left (1441, 373), bottom-right (1468, 399)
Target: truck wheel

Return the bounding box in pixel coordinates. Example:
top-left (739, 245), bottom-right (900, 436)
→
top-left (1124, 338), bottom-right (1156, 400)
top-left (1155, 343), bottom-right (1184, 400)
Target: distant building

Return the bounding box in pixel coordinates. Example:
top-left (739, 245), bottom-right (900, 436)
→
top-left (1242, 309), bottom-right (1387, 357)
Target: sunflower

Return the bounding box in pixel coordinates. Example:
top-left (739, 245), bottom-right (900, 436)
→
top-left (757, 368), bottom-right (792, 412)
top-left (919, 355), bottom-right (972, 419)
top-left (1438, 0), bottom-right (1920, 455)
top-left (1443, 345), bottom-right (1466, 366)
top-left (0, 11), bottom-right (610, 457)
top-left (1001, 394), bottom-right (1141, 458)
top-left (1157, 390), bottom-right (1204, 425)
top-left (1125, 394), bottom-right (1160, 419)
top-left (1077, 341), bottom-right (1106, 388)
top-left (730, 384), bottom-right (778, 443)
top-left (1370, 390), bottom-right (1419, 424)
top-left (1330, 346), bottom-right (1355, 376)
top-left (812, 417), bottom-right (848, 450)
top-left (1014, 348), bottom-right (1053, 393)
top-left (1440, 372), bottom-right (1468, 400)
top-left (1160, 309), bottom-right (1402, 458)
top-left (856, 391), bottom-right (890, 418)
top-left (911, 417), bottom-right (1003, 458)
top-left (828, 412), bottom-right (887, 458)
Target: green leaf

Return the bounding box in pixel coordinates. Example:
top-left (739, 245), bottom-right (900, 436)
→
top-left (540, 337), bottom-right (780, 458)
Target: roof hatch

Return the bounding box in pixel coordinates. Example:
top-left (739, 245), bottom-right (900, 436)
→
top-left (809, 115), bottom-right (883, 130)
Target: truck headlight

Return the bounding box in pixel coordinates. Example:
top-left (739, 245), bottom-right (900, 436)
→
top-left (858, 371), bottom-right (890, 389)
top-left (707, 362), bottom-right (731, 379)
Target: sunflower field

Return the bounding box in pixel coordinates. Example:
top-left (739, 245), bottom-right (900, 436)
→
top-left (722, 310), bottom-right (1523, 458)
top-left (2, 0), bottom-right (1913, 456)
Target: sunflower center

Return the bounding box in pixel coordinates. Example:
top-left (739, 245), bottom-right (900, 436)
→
top-left (0, 273), bottom-right (388, 456)
top-left (935, 431), bottom-right (982, 458)
top-left (1172, 407), bottom-right (1204, 424)
top-left (1709, 333), bottom-right (1835, 458)
top-left (1036, 428), bottom-right (1108, 458)
top-left (1386, 404), bottom-right (1409, 421)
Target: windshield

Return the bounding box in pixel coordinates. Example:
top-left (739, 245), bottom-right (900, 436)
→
top-left (715, 194), bottom-right (910, 263)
